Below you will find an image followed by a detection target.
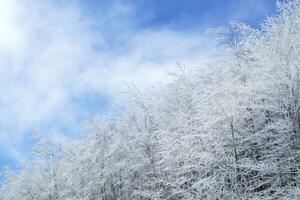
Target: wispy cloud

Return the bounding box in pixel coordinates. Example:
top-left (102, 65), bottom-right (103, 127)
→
top-left (0, 0), bottom-right (215, 164)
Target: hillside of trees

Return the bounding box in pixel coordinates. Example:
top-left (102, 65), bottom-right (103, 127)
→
top-left (0, 1), bottom-right (299, 199)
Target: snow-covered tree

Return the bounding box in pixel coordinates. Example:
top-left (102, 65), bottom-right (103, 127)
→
top-left (1, 0), bottom-right (299, 199)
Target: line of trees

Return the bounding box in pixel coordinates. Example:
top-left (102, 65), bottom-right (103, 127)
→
top-left (0, 0), bottom-right (299, 199)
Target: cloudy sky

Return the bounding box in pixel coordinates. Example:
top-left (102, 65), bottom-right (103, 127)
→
top-left (0, 0), bottom-right (277, 171)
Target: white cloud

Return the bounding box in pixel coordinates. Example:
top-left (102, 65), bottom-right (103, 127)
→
top-left (0, 0), bottom-right (24, 51)
top-left (0, 0), bottom-right (214, 162)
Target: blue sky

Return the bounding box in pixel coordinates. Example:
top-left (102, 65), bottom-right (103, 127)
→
top-left (0, 0), bottom-right (277, 175)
